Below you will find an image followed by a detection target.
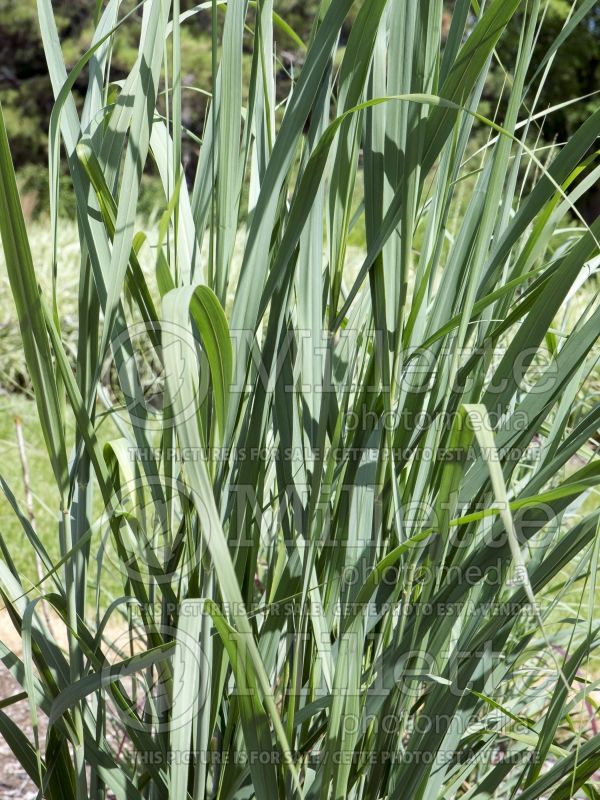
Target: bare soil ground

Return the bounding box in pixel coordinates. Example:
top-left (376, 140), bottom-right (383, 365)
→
top-left (0, 668), bottom-right (43, 799)
top-left (0, 607), bottom-right (125, 798)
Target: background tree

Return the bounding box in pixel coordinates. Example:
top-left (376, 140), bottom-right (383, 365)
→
top-left (1, 0), bottom-right (598, 215)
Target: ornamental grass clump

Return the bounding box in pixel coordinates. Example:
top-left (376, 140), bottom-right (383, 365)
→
top-left (0, 0), bottom-right (599, 798)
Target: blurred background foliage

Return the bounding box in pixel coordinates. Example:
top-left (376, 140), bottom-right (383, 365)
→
top-left (0, 0), bottom-right (599, 219)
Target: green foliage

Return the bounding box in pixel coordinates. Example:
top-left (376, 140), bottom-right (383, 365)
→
top-left (0, 0), bottom-right (306, 214)
top-left (0, 1), bottom-right (599, 799)
top-left (499, 0), bottom-right (600, 140)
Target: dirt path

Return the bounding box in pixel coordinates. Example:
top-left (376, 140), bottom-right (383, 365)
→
top-left (0, 668), bottom-right (43, 799)
top-left (0, 607), bottom-right (126, 797)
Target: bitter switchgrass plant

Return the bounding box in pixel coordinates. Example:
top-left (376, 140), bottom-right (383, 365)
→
top-left (0, 0), bottom-right (599, 798)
